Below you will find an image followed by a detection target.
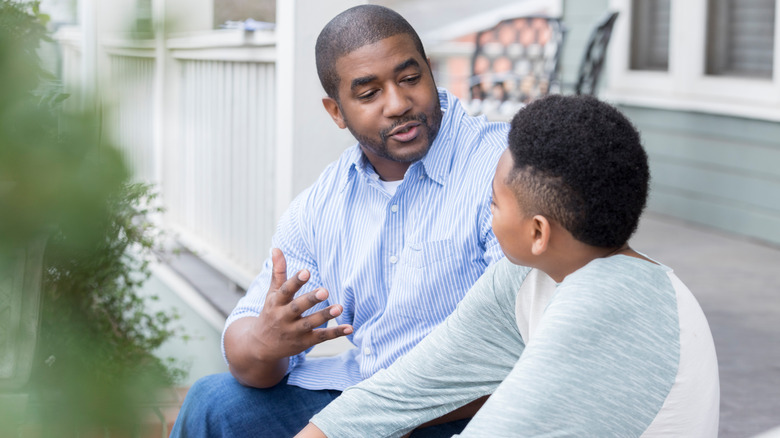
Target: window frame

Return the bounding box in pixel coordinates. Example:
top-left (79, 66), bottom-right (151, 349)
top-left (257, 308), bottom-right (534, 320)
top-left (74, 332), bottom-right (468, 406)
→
top-left (605, 0), bottom-right (780, 122)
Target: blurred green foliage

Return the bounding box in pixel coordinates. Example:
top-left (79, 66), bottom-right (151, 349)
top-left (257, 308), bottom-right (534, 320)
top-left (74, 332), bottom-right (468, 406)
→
top-left (32, 183), bottom-right (186, 434)
top-left (0, 1), bottom-right (185, 434)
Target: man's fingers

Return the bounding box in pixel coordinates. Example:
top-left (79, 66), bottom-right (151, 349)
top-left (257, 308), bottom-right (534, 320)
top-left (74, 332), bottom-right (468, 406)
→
top-left (298, 303), bottom-right (343, 329)
top-left (269, 248), bottom-right (288, 289)
top-left (308, 324), bottom-right (353, 345)
top-left (269, 248), bottom-right (311, 304)
top-left (287, 288), bottom-right (330, 317)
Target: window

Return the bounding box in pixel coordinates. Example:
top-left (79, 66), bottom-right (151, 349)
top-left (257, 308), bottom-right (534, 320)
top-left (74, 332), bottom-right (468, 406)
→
top-left (606, 0), bottom-right (780, 121)
top-left (706, 0), bottom-right (776, 78)
top-left (214, 0), bottom-right (275, 28)
top-left (630, 0), bottom-right (671, 71)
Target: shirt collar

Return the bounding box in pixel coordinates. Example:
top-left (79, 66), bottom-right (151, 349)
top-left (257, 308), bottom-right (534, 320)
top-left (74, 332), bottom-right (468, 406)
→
top-left (340, 88), bottom-right (464, 191)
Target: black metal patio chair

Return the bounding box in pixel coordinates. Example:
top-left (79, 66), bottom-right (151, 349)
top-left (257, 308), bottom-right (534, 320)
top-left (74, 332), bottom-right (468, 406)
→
top-left (572, 11), bottom-right (619, 95)
top-left (467, 16), bottom-right (566, 117)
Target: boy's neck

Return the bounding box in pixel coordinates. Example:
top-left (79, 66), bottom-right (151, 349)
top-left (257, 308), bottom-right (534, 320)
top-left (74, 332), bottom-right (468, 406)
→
top-left (541, 241), bottom-right (652, 283)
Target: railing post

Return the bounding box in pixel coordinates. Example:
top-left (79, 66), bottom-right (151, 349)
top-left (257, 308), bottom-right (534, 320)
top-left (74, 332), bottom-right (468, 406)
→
top-left (274, 0), bottom-right (364, 223)
top-left (78, 0), bottom-right (97, 109)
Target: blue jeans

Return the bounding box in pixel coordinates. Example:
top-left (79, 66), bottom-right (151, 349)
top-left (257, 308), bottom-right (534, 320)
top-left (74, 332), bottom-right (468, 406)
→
top-left (171, 373), bottom-right (469, 437)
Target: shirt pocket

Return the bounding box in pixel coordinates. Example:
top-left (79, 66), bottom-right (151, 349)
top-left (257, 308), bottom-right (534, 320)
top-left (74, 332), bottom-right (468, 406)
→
top-left (402, 239), bottom-right (455, 269)
top-left (392, 239), bottom-right (462, 323)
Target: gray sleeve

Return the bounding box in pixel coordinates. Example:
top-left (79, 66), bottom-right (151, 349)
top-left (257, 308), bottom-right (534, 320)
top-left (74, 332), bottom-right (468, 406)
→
top-left (455, 259), bottom-right (682, 437)
top-left (310, 259), bottom-right (530, 438)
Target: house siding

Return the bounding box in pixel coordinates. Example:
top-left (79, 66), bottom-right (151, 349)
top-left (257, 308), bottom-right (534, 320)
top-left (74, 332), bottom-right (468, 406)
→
top-left (559, 0), bottom-right (610, 88)
top-left (558, 0), bottom-right (780, 247)
top-left (619, 105), bottom-right (780, 246)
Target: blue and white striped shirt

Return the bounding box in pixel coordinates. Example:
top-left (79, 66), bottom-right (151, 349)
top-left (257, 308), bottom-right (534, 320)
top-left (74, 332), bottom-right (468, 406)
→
top-left (224, 89), bottom-right (508, 391)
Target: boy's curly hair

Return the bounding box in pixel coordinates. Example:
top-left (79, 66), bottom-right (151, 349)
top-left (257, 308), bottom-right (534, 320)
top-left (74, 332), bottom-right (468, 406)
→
top-left (507, 94), bottom-right (649, 248)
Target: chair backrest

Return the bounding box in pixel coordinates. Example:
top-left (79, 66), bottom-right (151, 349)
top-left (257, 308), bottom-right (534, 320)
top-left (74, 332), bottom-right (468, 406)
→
top-left (469, 16), bottom-right (566, 115)
top-left (575, 11), bottom-right (619, 95)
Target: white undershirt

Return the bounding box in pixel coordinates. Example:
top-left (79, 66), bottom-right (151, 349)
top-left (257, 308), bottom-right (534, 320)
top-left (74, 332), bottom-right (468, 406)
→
top-left (377, 178), bottom-right (403, 196)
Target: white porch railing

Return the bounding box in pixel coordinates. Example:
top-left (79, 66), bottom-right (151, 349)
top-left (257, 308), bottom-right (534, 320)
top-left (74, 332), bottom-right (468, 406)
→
top-left (167, 48), bottom-right (277, 287)
top-left (56, 29), bottom-right (279, 288)
top-left (105, 50), bottom-right (157, 182)
top-left (52, 1), bottom-right (398, 292)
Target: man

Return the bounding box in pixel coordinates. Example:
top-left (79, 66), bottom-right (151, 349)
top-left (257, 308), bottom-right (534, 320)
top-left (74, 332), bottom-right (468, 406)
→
top-left (172, 5), bottom-right (508, 436)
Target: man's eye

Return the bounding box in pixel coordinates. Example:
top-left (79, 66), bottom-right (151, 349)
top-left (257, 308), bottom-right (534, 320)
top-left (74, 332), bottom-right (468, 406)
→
top-left (358, 90), bottom-right (378, 100)
top-left (402, 75), bottom-right (421, 84)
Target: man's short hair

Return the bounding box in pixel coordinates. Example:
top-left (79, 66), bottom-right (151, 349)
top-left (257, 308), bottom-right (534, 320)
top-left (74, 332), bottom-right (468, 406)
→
top-left (507, 95), bottom-right (649, 248)
top-left (315, 5), bottom-right (427, 101)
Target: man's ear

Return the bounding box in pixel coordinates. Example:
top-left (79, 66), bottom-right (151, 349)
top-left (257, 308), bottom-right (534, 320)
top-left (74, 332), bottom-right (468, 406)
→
top-left (322, 97), bottom-right (347, 129)
top-left (531, 215), bottom-right (551, 256)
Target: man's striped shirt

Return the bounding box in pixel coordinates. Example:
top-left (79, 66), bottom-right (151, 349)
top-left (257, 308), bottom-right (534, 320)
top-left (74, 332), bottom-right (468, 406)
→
top-left (224, 89), bottom-right (508, 391)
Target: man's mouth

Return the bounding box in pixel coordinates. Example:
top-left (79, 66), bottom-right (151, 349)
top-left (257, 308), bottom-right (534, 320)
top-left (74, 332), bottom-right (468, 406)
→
top-left (387, 122), bottom-right (421, 143)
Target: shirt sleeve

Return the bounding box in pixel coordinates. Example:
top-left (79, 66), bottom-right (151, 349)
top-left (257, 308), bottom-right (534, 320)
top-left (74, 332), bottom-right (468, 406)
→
top-left (455, 261), bottom-right (681, 437)
top-left (221, 187), bottom-right (329, 368)
top-left (310, 259), bottom-right (530, 438)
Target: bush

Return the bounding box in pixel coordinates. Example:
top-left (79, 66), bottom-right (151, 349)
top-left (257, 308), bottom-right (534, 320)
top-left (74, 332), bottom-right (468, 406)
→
top-left (33, 183), bottom-right (186, 433)
top-left (0, 1), bottom-right (185, 434)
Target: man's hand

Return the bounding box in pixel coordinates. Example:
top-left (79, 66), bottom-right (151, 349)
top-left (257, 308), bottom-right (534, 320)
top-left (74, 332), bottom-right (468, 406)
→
top-left (224, 248), bottom-right (353, 388)
top-left (255, 248), bottom-right (354, 358)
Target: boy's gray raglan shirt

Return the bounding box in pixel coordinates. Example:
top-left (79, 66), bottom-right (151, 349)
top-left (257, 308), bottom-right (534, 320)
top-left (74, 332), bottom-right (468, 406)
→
top-left (310, 256), bottom-right (719, 437)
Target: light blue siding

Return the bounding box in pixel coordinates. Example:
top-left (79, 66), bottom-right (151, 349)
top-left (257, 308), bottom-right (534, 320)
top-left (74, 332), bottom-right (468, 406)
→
top-left (559, 0), bottom-right (612, 90)
top-left (620, 105), bottom-right (780, 246)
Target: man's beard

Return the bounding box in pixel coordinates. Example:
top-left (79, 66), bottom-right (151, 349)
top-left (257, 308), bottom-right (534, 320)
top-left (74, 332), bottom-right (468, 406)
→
top-left (345, 102), bottom-right (443, 164)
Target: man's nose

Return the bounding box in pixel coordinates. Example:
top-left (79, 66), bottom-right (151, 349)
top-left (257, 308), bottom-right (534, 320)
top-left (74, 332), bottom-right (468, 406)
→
top-left (383, 84), bottom-right (412, 118)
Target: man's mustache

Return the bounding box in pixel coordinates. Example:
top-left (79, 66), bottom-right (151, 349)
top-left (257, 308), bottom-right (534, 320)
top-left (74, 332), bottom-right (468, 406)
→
top-left (380, 114), bottom-right (428, 143)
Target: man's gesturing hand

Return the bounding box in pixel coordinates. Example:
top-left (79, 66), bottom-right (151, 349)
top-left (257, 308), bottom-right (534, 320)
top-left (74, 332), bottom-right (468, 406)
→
top-left (253, 248), bottom-right (354, 360)
top-left (225, 248), bottom-right (353, 388)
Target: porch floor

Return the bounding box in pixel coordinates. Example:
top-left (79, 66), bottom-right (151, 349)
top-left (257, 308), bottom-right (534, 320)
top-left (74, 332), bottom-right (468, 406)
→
top-left (155, 212), bottom-right (780, 438)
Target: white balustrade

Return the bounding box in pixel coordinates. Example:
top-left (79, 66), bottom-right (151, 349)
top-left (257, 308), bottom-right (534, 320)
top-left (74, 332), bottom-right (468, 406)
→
top-left (54, 0), bottom-right (365, 290)
top-left (167, 56), bottom-right (277, 286)
top-left (56, 28), bottom-right (279, 288)
top-left (106, 52), bottom-right (156, 182)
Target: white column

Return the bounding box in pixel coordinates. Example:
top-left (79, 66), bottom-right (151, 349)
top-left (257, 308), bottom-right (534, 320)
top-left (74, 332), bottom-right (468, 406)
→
top-left (152, 0), bottom-right (166, 186)
top-left (78, 0), bottom-right (97, 108)
top-left (274, 0), bottom-right (364, 223)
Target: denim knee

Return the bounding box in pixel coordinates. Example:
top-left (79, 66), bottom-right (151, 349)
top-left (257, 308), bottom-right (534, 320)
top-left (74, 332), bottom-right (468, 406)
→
top-left (184, 372), bottom-right (239, 413)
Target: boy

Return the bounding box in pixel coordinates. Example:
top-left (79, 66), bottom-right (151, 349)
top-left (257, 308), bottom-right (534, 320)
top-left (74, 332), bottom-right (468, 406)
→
top-left (297, 95), bottom-right (720, 437)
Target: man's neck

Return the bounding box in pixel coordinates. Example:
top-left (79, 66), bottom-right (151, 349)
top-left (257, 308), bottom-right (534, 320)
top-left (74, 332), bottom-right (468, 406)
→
top-left (361, 151), bottom-right (413, 182)
top-left (374, 163), bottom-right (410, 181)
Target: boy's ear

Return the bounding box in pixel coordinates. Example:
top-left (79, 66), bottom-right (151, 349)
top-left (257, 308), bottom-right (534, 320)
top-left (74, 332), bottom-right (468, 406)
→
top-left (322, 97), bottom-right (347, 129)
top-left (530, 215), bottom-right (551, 256)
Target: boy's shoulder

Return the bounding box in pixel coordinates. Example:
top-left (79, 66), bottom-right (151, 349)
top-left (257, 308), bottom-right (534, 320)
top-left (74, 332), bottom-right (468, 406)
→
top-left (556, 256), bottom-right (678, 321)
top-left (485, 259), bottom-right (537, 310)
top-left (567, 256), bottom-right (671, 292)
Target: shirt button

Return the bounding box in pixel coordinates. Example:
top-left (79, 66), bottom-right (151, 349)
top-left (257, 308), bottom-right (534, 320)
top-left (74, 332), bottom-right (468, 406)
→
top-left (389, 255), bottom-right (398, 264)
top-left (418, 175), bottom-right (424, 180)
top-left (363, 347), bottom-right (372, 356)
top-left (391, 204), bottom-right (398, 213)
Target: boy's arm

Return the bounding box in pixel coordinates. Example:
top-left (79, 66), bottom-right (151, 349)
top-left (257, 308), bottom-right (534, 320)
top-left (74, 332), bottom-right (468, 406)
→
top-left (305, 260), bottom-right (530, 438)
top-left (458, 267), bottom-right (683, 437)
top-left (297, 424), bottom-right (327, 438)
